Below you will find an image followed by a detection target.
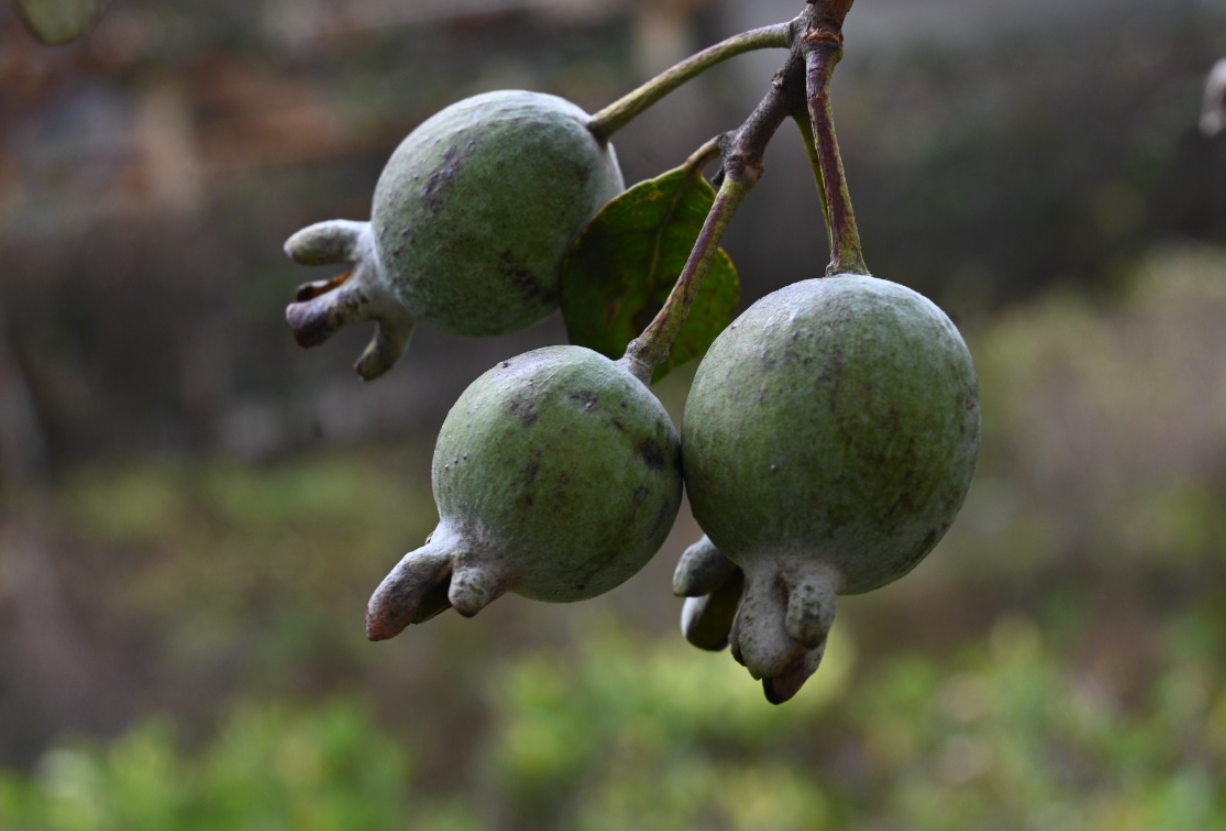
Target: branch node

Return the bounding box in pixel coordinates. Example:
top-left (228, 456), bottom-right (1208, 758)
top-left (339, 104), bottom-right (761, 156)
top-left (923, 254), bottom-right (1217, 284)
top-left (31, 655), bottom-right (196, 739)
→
top-left (803, 27), bottom-right (843, 48)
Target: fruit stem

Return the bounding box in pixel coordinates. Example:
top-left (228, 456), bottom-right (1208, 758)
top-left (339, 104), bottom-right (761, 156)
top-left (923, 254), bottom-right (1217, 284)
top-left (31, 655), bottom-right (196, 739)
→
top-left (621, 48), bottom-right (809, 381)
top-left (802, 17), bottom-right (869, 276)
top-left (588, 22), bottom-right (793, 141)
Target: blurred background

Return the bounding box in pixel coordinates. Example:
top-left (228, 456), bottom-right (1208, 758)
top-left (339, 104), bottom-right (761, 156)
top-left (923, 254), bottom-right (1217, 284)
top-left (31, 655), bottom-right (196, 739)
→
top-left (2, 0), bottom-right (1226, 828)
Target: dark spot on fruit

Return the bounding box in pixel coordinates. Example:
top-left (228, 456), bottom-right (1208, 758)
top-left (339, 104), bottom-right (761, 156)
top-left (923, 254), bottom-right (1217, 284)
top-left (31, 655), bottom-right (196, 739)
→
top-left (634, 486), bottom-right (648, 503)
top-left (611, 418), bottom-right (624, 431)
top-left (419, 143), bottom-right (473, 211)
top-left (575, 583), bottom-right (586, 592)
top-left (508, 400), bottom-right (537, 426)
top-left (524, 461), bottom-right (539, 484)
top-left (559, 474), bottom-right (569, 485)
top-left (500, 251), bottom-right (556, 305)
top-left (888, 490), bottom-right (915, 518)
top-left (501, 361), bottom-right (511, 368)
top-left (638, 438), bottom-right (666, 471)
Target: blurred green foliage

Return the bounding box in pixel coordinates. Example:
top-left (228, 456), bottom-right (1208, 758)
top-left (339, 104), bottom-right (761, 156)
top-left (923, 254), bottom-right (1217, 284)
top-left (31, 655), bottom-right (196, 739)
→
top-left (0, 701), bottom-right (480, 831)
top-left (51, 446), bottom-right (442, 698)
top-left (486, 620), bottom-right (852, 831)
top-left (1, 612), bottom-right (1222, 830)
top-left (958, 244), bottom-right (1226, 580)
top-left (848, 614), bottom-right (1226, 831)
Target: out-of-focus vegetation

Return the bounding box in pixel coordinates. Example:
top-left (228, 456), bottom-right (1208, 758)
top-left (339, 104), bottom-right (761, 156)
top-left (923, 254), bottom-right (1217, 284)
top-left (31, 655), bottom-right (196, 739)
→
top-left (0, 700), bottom-right (482, 831)
top-left (3, 0), bottom-right (1226, 827)
top-left (1, 612), bottom-right (1223, 830)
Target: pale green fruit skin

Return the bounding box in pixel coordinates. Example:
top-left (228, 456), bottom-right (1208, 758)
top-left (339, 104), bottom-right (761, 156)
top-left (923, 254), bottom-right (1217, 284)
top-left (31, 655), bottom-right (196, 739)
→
top-left (432, 346), bottom-right (682, 601)
top-left (682, 274), bottom-right (980, 594)
top-left (371, 91), bottom-right (624, 337)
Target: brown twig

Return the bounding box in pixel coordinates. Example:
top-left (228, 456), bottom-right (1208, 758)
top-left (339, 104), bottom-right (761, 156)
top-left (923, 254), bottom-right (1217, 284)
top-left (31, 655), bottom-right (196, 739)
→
top-left (806, 0), bottom-right (856, 34)
top-left (803, 0), bottom-right (868, 275)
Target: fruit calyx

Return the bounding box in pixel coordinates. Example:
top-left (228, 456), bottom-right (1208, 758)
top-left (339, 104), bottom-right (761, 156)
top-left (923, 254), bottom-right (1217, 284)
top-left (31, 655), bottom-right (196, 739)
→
top-left (674, 535), bottom-right (843, 704)
top-left (366, 522), bottom-right (514, 639)
top-left (284, 219), bottom-right (415, 381)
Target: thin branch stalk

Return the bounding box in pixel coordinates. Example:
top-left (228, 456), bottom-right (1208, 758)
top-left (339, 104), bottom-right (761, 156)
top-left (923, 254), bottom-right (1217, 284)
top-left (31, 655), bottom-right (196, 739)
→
top-left (588, 22), bottom-right (792, 141)
top-left (802, 3), bottom-right (868, 276)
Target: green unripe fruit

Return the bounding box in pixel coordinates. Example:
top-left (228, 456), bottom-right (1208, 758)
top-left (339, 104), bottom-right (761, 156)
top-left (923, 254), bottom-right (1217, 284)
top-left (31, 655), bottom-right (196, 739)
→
top-left (674, 274), bottom-right (980, 702)
top-left (373, 91), bottom-right (624, 337)
top-left (367, 346), bottom-right (682, 638)
top-left (284, 91), bottom-right (625, 380)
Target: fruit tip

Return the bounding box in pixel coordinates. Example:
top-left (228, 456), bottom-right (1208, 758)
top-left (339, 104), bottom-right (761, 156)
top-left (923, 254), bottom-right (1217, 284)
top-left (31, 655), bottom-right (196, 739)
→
top-left (761, 650), bottom-right (821, 704)
top-left (365, 617), bottom-right (396, 642)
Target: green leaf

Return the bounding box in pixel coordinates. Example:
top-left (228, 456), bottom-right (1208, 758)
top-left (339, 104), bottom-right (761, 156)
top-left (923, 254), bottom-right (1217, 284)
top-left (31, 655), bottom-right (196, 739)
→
top-left (561, 165), bottom-right (739, 383)
top-left (11, 0), bottom-right (110, 45)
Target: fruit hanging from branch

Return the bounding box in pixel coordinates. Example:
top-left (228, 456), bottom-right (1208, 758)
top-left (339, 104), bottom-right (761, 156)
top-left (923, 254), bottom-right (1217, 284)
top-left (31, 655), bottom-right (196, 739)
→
top-left (284, 91), bottom-right (625, 380)
top-left (282, 21), bottom-right (791, 381)
top-left (282, 0), bottom-right (982, 705)
top-left (365, 346), bottom-right (682, 638)
top-left (670, 9), bottom-right (980, 703)
top-left (675, 275), bottom-right (980, 702)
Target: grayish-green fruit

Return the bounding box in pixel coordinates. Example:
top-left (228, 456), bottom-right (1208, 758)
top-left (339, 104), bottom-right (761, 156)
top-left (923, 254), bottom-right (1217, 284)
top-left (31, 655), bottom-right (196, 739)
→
top-left (367, 346), bottom-right (682, 639)
top-left (675, 274), bottom-right (980, 702)
top-left (284, 91), bottom-right (625, 380)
